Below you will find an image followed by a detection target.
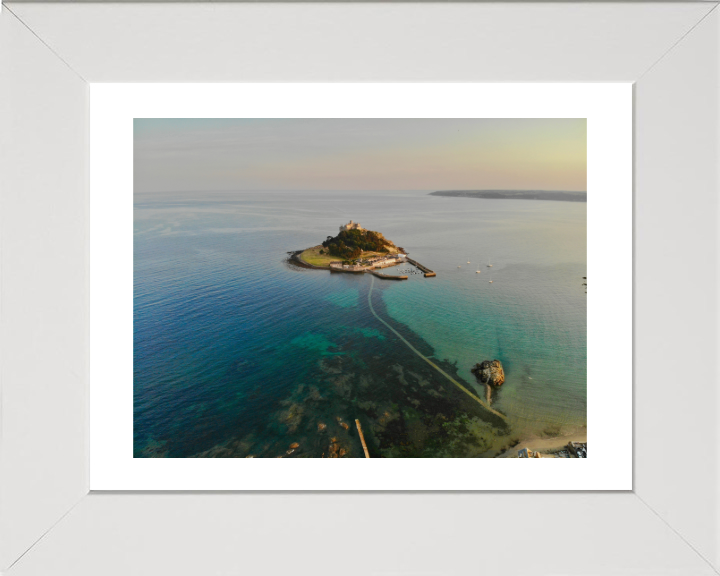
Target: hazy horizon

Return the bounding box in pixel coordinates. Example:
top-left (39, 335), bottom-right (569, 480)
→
top-left (134, 187), bottom-right (587, 195)
top-left (134, 118), bottom-right (587, 194)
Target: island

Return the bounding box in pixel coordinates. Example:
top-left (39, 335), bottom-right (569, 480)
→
top-left (471, 359), bottom-right (505, 387)
top-left (430, 190), bottom-right (587, 202)
top-left (290, 221), bottom-right (436, 279)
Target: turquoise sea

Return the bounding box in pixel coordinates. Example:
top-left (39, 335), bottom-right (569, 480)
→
top-left (134, 190), bottom-right (586, 458)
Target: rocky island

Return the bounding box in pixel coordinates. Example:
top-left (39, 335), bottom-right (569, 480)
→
top-left (293, 221), bottom-right (404, 269)
top-left (471, 359), bottom-right (505, 405)
top-left (471, 360), bottom-right (505, 387)
top-left (290, 221), bottom-right (435, 279)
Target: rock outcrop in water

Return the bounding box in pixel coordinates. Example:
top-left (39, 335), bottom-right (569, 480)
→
top-left (471, 360), bottom-right (505, 387)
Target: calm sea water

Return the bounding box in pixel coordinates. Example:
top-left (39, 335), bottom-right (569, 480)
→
top-left (134, 190), bottom-right (586, 458)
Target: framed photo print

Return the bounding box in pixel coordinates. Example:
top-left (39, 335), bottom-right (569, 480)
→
top-left (1, 3), bottom-right (718, 575)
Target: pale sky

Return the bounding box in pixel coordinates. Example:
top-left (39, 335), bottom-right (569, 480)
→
top-left (134, 118), bottom-right (586, 193)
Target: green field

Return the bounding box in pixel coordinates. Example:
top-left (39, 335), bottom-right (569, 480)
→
top-left (298, 246), bottom-right (339, 267)
top-left (299, 246), bottom-right (399, 268)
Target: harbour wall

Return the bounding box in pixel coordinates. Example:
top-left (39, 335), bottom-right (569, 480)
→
top-left (406, 257), bottom-right (436, 277)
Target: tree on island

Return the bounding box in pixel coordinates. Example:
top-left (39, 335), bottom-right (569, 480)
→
top-left (322, 228), bottom-right (392, 260)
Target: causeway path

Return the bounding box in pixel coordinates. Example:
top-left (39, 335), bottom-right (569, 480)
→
top-left (367, 276), bottom-right (507, 421)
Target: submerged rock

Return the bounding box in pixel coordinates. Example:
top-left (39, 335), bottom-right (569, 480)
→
top-left (471, 359), bottom-right (505, 387)
top-left (278, 402), bottom-right (304, 433)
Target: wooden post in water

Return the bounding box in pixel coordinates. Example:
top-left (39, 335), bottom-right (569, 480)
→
top-left (355, 419), bottom-right (370, 458)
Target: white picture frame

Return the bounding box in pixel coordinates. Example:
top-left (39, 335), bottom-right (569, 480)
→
top-left (1, 2), bottom-right (718, 575)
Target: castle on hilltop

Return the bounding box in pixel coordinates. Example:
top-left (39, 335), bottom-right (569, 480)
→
top-left (339, 220), bottom-right (364, 232)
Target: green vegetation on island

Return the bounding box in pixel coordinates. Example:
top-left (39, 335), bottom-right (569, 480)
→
top-left (321, 228), bottom-right (393, 261)
top-left (297, 246), bottom-right (342, 267)
top-left (293, 221), bottom-right (406, 270)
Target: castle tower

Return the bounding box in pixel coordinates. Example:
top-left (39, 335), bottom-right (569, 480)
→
top-left (340, 220), bottom-right (363, 232)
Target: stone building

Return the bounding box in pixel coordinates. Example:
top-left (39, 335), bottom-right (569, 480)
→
top-left (339, 220), bottom-right (364, 232)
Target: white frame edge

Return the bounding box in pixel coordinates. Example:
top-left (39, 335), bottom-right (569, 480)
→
top-left (1, 3), bottom-right (718, 575)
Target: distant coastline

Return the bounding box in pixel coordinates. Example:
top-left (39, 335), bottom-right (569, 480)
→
top-left (430, 190), bottom-right (587, 203)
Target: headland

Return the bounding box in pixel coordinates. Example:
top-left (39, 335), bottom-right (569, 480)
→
top-left (431, 190), bottom-right (587, 202)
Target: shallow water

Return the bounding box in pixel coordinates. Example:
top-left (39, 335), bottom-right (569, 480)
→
top-left (134, 190), bottom-right (586, 457)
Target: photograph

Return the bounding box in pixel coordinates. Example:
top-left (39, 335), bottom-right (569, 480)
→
top-left (133, 118), bottom-right (587, 459)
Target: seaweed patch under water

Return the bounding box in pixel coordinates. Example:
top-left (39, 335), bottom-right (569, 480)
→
top-left (180, 281), bottom-right (514, 458)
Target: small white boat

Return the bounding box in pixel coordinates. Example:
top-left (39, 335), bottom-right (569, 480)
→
top-left (488, 279), bottom-right (493, 283)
